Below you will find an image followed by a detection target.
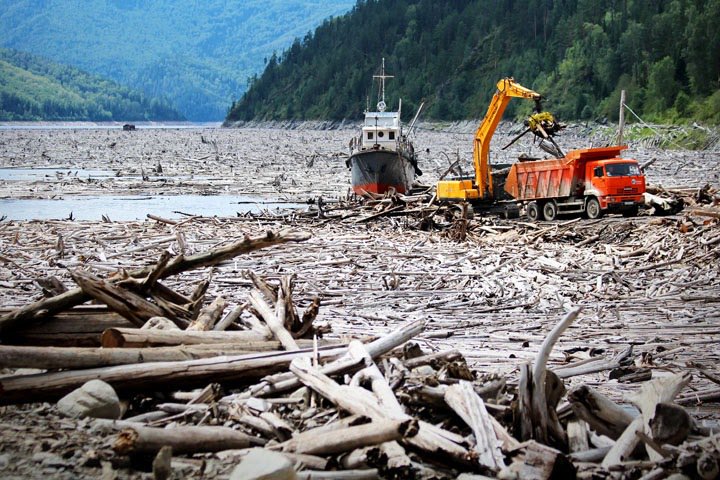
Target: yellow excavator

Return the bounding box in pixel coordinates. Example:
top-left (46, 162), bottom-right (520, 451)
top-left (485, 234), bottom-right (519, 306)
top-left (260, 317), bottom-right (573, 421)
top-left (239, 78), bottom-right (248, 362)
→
top-left (436, 78), bottom-right (563, 205)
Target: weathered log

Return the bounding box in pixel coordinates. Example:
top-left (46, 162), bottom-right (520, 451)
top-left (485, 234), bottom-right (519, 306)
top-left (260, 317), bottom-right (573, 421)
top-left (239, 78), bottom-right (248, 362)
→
top-left (566, 420), bottom-right (590, 453)
top-left (0, 344), bottom-right (348, 405)
top-left (296, 470), bottom-right (379, 480)
top-left (367, 441), bottom-right (416, 479)
top-left (248, 290), bottom-right (299, 351)
top-left (554, 345), bottom-right (633, 379)
top-left (101, 327), bottom-right (270, 347)
top-left (277, 419), bottom-right (417, 455)
top-left (246, 319), bottom-right (425, 398)
top-left (187, 295), bottom-right (226, 331)
top-left (278, 274), bottom-right (299, 329)
top-left (289, 358), bottom-right (472, 465)
top-left (568, 385), bottom-right (636, 440)
top-left (650, 402), bottom-right (691, 446)
top-left (632, 373), bottom-right (692, 461)
top-left (530, 307), bottom-right (580, 447)
top-left (517, 363), bottom-right (534, 442)
top-left (0, 229), bottom-right (311, 336)
top-left (213, 303), bottom-right (248, 331)
top-left (70, 269), bottom-right (171, 327)
top-left (114, 425), bottom-right (265, 455)
top-left (602, 373), bottom-right (691, 467)
top-left (502, 440), bottom-right (576, 480)
top-left (445, 380), bottom-right (505, 471)
top-left (4, 307), bottom-right (135, 347)
top-left (0, 344), bottom-right (274, 369)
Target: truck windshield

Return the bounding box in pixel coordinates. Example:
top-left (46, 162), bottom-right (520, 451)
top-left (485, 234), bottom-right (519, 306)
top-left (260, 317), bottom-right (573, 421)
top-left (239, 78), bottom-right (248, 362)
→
top-left (606, 163), bottom-right (641, 177)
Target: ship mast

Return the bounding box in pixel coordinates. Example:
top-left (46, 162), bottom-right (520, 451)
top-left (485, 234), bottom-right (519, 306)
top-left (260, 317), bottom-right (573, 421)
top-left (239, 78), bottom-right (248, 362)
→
top-left (373, 58), bottom-right (393, 112)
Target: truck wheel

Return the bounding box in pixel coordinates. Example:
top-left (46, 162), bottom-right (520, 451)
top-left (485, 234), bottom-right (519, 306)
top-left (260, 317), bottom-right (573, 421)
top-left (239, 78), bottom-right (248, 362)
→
top-left (586, 197), bottom-right (603, 219)
top-left (542, 201), bottom-right (558, 221)
top-left (527, 202), bottom-right (540, 221)
top-left (622, 205), bottom-right (639, 217)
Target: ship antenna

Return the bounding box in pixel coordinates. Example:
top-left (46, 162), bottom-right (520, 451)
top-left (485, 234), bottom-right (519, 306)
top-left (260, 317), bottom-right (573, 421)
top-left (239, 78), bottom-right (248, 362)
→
top-left (373, 58), bottom-right (393, 112)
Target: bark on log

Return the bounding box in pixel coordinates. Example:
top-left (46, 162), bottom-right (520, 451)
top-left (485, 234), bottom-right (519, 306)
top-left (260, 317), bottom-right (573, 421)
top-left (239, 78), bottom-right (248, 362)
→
top-left (114, 425), bottom-right (265, 455)
top-left (0, 229), bottom-right (310, 336)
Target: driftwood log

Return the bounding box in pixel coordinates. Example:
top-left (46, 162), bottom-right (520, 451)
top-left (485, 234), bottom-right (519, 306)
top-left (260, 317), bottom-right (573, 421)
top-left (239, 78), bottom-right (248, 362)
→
top-left (0, 229), bottom-right (310, 336)
top-left (114, 425), bottom-right (265, 455)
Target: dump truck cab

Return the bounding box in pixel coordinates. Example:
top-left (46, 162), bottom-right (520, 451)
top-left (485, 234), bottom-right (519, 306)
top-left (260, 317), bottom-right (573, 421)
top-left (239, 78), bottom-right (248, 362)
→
top-left (584, 156), bottom-right (645, 217)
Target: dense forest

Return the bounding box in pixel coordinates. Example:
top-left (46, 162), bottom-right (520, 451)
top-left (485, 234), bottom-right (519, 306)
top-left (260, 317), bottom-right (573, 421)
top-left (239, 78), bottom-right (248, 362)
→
top-left (227, 0), bottom-right (720, 125)
top-left (0, 1), bottom-right (354, 121)
top-left (0, 49), bottom-right (182, 121)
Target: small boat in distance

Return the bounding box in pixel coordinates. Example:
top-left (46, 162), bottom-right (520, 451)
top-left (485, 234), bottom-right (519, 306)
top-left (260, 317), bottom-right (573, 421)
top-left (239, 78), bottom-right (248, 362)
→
top-left (346, 59), bottom-right (422, 195)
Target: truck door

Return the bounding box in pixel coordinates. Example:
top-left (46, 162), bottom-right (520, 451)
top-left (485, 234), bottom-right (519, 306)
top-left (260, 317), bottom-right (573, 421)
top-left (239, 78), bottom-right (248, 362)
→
top-left (590, 165), bottom-right (606, 195)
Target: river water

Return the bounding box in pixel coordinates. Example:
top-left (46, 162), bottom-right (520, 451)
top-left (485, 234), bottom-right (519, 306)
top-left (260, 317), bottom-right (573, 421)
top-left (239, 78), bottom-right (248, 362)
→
top-left (0, 194), bottom-right (302, 221)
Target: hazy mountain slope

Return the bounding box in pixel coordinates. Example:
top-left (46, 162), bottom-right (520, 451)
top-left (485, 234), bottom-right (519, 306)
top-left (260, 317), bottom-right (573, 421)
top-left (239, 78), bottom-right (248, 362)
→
top-left (227, 0), bottom-right (720, 124)
top-left (0, 0), bottom-right (355, 120)
top-left (0, 48), bottom-right (182, 121)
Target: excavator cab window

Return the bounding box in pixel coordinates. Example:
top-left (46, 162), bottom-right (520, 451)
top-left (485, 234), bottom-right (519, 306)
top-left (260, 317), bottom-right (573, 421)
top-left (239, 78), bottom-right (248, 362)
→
top-left (593, 166), bottom-right (604, 177)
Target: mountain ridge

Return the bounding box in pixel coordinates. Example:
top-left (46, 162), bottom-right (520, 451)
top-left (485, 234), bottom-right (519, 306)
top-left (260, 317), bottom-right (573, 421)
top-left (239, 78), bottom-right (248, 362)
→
top-left (0, 48), bottom-right (182, 122)
top-left (227, 0), bottom-right (720, 125)
top-left (0, 0), bottom-right (355, 121)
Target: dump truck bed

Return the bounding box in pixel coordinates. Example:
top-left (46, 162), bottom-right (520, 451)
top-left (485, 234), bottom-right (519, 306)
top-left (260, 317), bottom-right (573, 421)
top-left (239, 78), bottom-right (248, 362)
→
top-left (504, 147), bottom-right (626, 201)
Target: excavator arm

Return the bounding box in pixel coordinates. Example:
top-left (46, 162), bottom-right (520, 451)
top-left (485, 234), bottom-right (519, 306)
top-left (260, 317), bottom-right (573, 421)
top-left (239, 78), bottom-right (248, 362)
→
top-left (436, 77), bottom-right (562, 203)
top-left (473, 78), bottom-right (541, 199)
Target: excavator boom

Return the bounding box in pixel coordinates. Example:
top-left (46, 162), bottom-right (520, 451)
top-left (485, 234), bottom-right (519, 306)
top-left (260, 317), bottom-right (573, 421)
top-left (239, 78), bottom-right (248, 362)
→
top-left (473, 78), bottom-right (541, 199)
top-left (436, 77), bottom-right (546, 202)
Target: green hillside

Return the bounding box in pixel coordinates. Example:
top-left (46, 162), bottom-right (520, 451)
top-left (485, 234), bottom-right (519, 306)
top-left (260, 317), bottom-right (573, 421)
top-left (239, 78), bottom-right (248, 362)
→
top-left (227, 0), bottom-right (720, 125)
top-left (0, 49), bottom-right (182, 121)
top-left (0, 1), bottom-right (355, 121)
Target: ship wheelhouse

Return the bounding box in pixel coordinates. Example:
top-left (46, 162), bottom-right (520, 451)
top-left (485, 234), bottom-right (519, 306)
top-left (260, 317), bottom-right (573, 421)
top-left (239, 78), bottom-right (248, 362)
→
top-left (361, 111), bottom-right (400, 151)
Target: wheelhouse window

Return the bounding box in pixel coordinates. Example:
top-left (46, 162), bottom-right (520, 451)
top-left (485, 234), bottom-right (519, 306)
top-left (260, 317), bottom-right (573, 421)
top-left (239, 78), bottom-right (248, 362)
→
top-left (606, 163), bottom-right (641, 176)
top-left (389, 132), bottom-right (395, 140)
top-left (367, 132), bottom-right (373, 140)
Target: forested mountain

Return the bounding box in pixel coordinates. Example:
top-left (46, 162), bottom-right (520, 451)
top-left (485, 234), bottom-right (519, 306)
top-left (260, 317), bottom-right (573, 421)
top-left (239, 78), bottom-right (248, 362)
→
top-left (227, 0), bottom-right (720, 125)
top-left (0, 1), bottom-right (354, 121)
top-left (0, 49), bottom-right (182, 121)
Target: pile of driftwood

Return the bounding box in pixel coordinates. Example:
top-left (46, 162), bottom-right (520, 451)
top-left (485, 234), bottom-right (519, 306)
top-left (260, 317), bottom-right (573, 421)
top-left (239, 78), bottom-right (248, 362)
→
top-left (1, 227), bottom-right (719, 479)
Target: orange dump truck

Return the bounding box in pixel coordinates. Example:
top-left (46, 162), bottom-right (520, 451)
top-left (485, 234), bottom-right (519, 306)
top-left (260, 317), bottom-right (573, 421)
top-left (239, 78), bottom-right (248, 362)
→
top-left (504, 146), bottom-right (646, 220)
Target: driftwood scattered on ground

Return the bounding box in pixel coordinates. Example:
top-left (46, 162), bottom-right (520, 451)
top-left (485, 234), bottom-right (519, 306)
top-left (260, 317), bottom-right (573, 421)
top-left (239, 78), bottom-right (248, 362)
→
top-left (1, 126), bottom-right (719, 478)
top-left (1, 213), bottom-right (719, 478)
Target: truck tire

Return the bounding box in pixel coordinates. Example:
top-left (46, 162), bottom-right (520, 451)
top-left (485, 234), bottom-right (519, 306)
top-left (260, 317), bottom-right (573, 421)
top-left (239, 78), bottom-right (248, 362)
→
top-left (585, 197), bottom-right (603, 219)
top-left (622, 205), bottom-right (639, 217)
top-left (542, 201), bottom-right (558, 221)
top-left (527, 202), bottom-right (540, 221)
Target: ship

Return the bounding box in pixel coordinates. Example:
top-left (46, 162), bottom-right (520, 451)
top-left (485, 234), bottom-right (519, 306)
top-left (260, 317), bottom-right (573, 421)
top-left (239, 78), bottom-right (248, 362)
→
top-left (346, 59), bottom-right (422, 195)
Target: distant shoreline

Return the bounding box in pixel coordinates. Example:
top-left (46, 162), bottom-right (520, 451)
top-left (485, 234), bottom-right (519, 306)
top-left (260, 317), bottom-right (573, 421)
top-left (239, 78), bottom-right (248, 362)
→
top-left (0, 121), bottom-right (222, 130)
